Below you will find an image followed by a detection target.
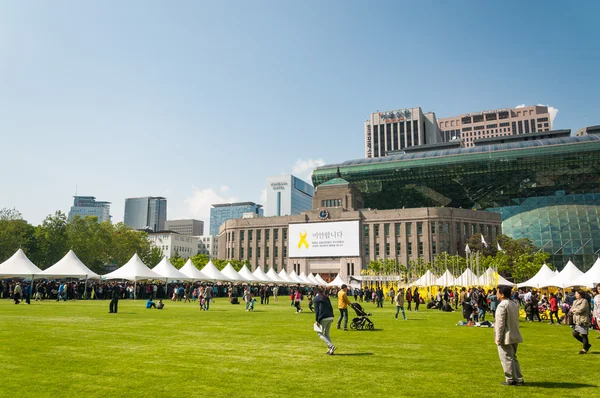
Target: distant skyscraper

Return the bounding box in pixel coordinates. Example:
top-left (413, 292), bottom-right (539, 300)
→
top-left (210, 202), bottom-right (263, 236)
top-left (68, 196), bottom-right (111, 223)
top-left (265, 175), bottom-right (314, 217)
top-left (124, 197), bottom-right (167, 231)
top-left (165, 219), bottom-right (204, 236)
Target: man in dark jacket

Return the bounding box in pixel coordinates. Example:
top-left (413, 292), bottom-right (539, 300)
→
top-left (109, 283), bottom-right (120, 313)
top-left (313, 287), bottom-right (336, 355)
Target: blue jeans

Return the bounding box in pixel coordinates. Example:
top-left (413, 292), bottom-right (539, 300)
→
top-left (395, 305), bottom-right (406, 320)
top-left (478, 308), bottom-right (486, 321)
top-left (337, 308), bottom-right (348, 329)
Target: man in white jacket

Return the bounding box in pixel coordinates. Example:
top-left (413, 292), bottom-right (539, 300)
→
top-left (494, 284), bottom-right (524, 386)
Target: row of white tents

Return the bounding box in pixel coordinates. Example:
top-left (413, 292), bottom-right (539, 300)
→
top-left (0, 249), bottom-right (349, 287)
top-left (410, 267), bottom-right (516, 288)
top-left (409, 258), bottom-right (600, 289)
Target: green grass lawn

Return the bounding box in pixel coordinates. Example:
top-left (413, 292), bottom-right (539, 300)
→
top-left (1, 297), bottom-right (598, 397)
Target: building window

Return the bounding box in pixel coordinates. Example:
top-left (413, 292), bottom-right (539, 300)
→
top-left (406, 223), bottom-right (412, 235)
top-left (227, 248), bottom-right (230, 257)
top-left (375, 243), bottom-right (380, 256)
top-left (418, 242), bottom-right (423, 256)
top-left (240, 231), bottom-right (244, 241)
top-left (266, 230), bottom-right (270, 240)
top-left (232, 248), bottom-right (235, 258)
top-left (417, 222), bottom-right (423, 235)
top-left (384, 223), bottom-right (390, 236)
top-left (408, 242), bottom-right (412, 256)
top-left (283, 228), bottom-right (287, 240)
top-left (283, 246), bottom-right (287, 258)
top-left (396, 242), bottom-right (401, 255)
top-left (431, 222), bottom-right (436, 234)
top-left (364, 225), bottom-right (369, 237)
top-left (266, 247), bottom-right (269, 258)
top-left (275, 247), bottom-right (279, 258)
top-left (248, 230), bottom-right (253, 241)
top-left (518, 120), bottom-right (523, 134)
top-left (432, 242), bottom-right (437, 255)
top-left (257, 247), bottom-right (261, 258)
top-left (232, 232), bottom-right (235, 242)
top-left (395, 223), bottom-right (401, 236)
top-left (274, 229), bottom-right (279, 240)
top-left (249, 247), bottom-right (253, 258)
top-left (240, 247), bottom-right (244, 259)
top-left (385, 243), bottom-right (390, 256)
top-left (365, 245), bottom-right (369, 257)
top-left (375, 224), bottom-right (380, 237)
top-left (257, 230), bottom-right (261, 240)
top-left (445, 223), bottom-right (450, 233)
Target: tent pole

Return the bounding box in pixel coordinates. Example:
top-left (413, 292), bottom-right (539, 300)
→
top-left (134, 279), bottom-right (137, 300)
top-left (84, 277), bottom-right (88, 301)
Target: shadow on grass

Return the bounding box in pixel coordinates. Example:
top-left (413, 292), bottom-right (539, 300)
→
top-left (352, 328), bottom-right (384, 332)
top-left (523, 381), bottom-right (597, 388)
top-left (334, 353), bottom-right (373, 356)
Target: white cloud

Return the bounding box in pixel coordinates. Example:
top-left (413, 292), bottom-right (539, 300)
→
top-left (184, 186), bottom-right (239, 230)
top-left (515, 104), bottom-right (526, 109)
top-left (219, 185), bottom-right (230, 193)
top-left (291, 158), bottom-right (326, 183)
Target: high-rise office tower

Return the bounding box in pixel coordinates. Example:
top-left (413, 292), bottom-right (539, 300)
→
top-left (265, 175), bottom-right (314, 217)
top-left (124, 196), bottom-right (167, 231)
top-left (68, 196), bottom-right (111, 223)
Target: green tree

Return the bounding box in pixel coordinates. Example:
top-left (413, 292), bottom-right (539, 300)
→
top-left (31, 211), bottom-right (69, 268)
top-left (0, 208), bottom-right (35, 262)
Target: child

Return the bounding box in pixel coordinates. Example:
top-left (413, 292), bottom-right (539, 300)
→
top-left (157, 299), bottom-right (164, 309)
top-left (200, 297), bottom-right (206, 311)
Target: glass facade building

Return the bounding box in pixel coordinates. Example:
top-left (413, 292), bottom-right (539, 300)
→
top-left (265, 175), bottom-right (314, 217)
top-left (124, 197), bottom-right (167, 231)
top-left (313, 134), bottom-right (600, 270)
top-left (68, 196), bottom-right (111, 223)
top-left (210, 202), bottom-right (263, 236)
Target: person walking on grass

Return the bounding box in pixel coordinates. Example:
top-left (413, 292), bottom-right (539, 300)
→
top-left (593, 285), bottom-right (600, 338)
top-left (109, 283), bottom-right (120, 314)
top-left (406, 288), bottom-right (412, 311)
top-left (313, 287), bottom-right (336, 355)
top-left (549, 292), bottom-right (561, 325)
top-left (494, 285), bottom-right (524, 386)
top-left (413, 288), bottom-right (421, 312)
top-left (336, 284), bottom-right (352, 330)
top-left (569, 290), bottom-right (592, 354)
top-left (394, 288), bottom-right (406, 320)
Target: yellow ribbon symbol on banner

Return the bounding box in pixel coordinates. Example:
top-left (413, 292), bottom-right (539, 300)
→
top-left (298, 231), bottom-right (309, 249)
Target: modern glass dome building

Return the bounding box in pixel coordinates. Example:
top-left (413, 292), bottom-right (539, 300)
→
top-left (313, 132), bottom-right (600, 270)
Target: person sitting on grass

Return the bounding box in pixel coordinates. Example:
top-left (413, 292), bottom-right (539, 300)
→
top-left (426, 296), bottom-right (437, 309)
top-left (462, 298), bottom-right (474, 322)
top-left (146, 298), bottom-right (156, 309)
top-left (157, 299), bottom-right (164, 309)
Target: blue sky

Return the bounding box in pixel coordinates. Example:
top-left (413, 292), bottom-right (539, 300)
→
top-left (1, 1), bottom-right (598, 228)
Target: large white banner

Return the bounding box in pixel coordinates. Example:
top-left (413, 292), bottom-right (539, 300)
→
top-left (288, 221), bottom-right (360, 258)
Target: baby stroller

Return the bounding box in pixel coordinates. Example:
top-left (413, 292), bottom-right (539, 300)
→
top-left (349, 302), bottom-right (375, 330)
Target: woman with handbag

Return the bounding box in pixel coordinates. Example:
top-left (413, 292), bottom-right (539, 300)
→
top-left (569, 290), bottom-right (592, 354)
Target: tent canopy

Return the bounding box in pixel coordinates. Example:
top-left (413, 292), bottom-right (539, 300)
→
top-left (179, 259), bottom-right (210, 281)
top-left (288, 270), bottom-right (304, 284)
top-left (573, 257), bottom-right (600, 288)
top-left (518, 264), bottom-right (556, 288)
top-left (266, 268), bottom-right (286, 284)
top-left (200, 261), bottom-right (231, 282)
top-left (221, 263), bottom-right (247, 282)
top-left (326, 274), bottom-right (347, 287)
top-left (103, 253), bottom-right (163, 281)
top-left (413, 270), bottom-right (438, 287)
top-left (435, 269), bottom-right (455, 287)
top-left (39, 250), bottom-right (100, 279)
top-left (0, 249), bottom-right (43, 278)
top-left (314, 274), bottom-right (328, 286)
top-left (238, 265), bottom-right (259, 282)
top-left (152, 257), bottom-right (192, 281)
top-left (278, 269), bottom-right (293, 284)
top-left (540, 260), bottom-right (584, 288)
top-left (299, 272), bottom-right (315, 285)
top-left (454, 268), bottom-right (477, 287)
top-left (253, 266), bottom-right (274, 283)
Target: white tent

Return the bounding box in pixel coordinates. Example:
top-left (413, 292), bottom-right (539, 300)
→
top-left (308, 273), bottom-right (321, 285)
top-left (435, 269), bottom-right (455, 287)
top-left (314, 274), bottom-right (328, 285)
top-left (0, 249), bottom-right (42, 278)
top-left (288, 270), bottom-right (305, 284)
top-left (221, 263), bottom-right (247, 282)
top-left (103, 253), bottom-right (163, 281)
top-left (152, 257), bottom-right (191, 282)
top-left (326, 274), bottom-right (347, 287)
top-left (180, 259), bottom-right (210, 281)
top-left (413, 270), bottom-right (437, 287)
top-left (40, 250), bottom-right (100, 279)
top-left (518, 263), bottom-right (556, 288)
top-left (454, 268), bottom-right (477, 287)
top-left (266, 268), bottom-right (287, 284)
top-left (497, 274), bottom-right (516, 287)
top-left (252, 266), bottom-right (274, 283)
top-left (540, 260), bottom-right (585, 288)
top-left (278, 269), bottom-right (293, 284)
top-left (299, 272), bottom-right (315, 285)
top-left (200, 261), bottom-right (231, 282)
top-left (573, 257), bottom-right (600, 288)
top-left (238, 265), bottom-right (259, 282)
